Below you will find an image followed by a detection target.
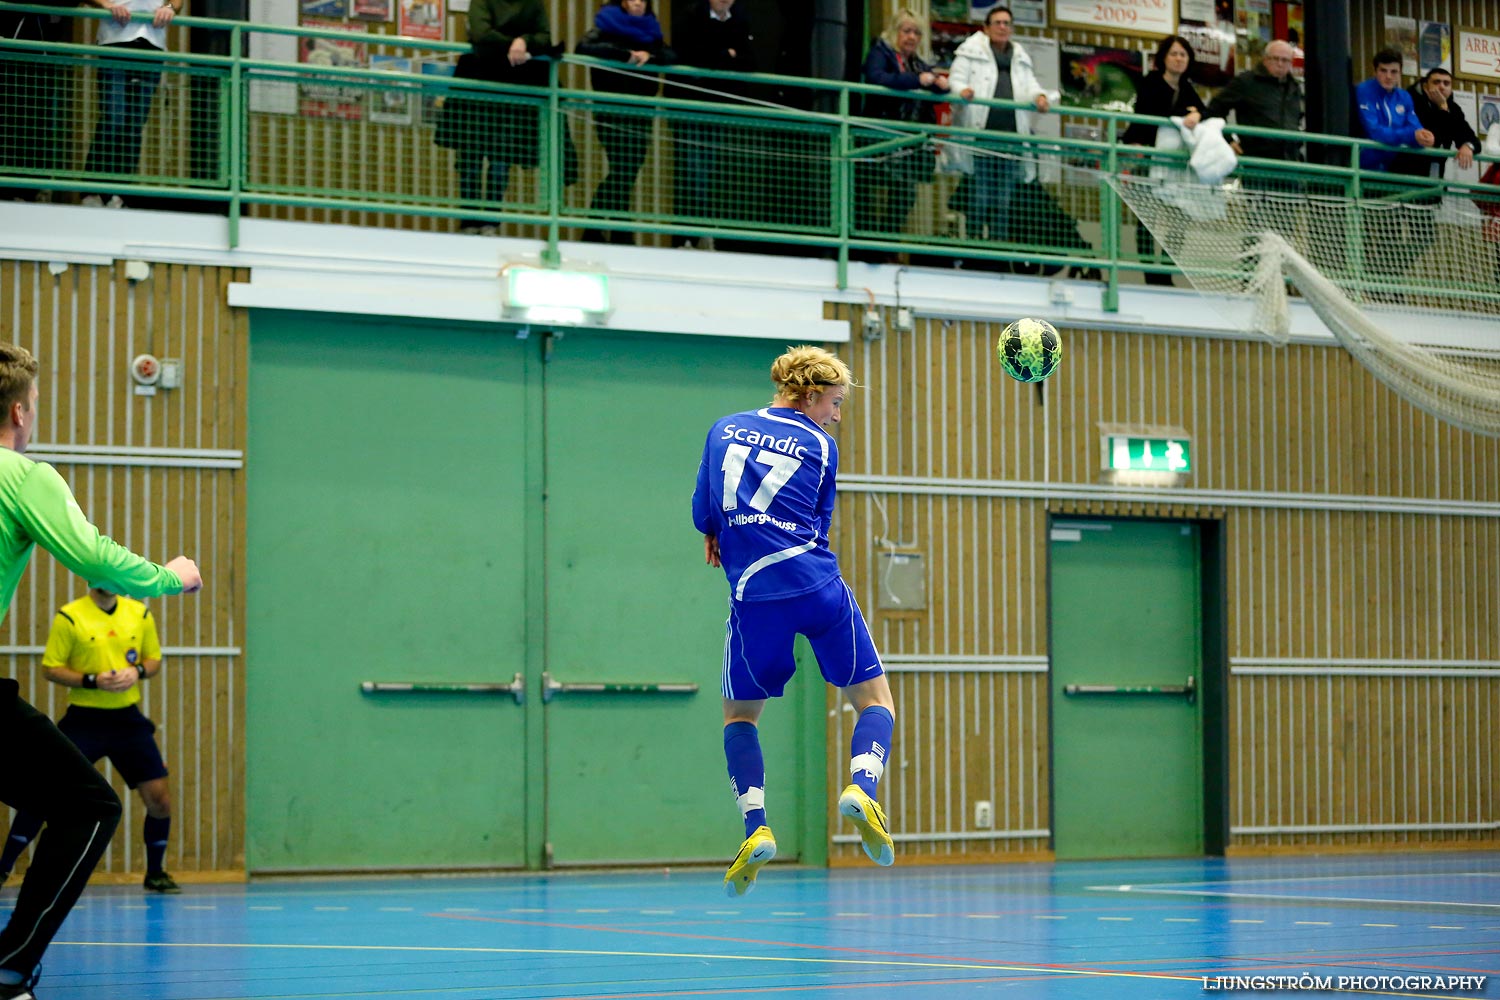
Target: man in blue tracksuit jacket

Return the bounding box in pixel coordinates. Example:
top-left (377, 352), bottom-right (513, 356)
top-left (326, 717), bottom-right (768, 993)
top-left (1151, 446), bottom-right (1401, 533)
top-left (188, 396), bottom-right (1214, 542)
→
top-left (1356, 47), bottom-right (1434, 171)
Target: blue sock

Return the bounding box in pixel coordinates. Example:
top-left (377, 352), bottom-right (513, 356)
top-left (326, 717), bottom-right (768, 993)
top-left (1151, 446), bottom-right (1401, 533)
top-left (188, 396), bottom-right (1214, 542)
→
top-left (849, 705), bottom-right (894, 799)
top-left (144, 815), bottom-right (170, 875)
top-left (723, 721), bottom-right (767, 839)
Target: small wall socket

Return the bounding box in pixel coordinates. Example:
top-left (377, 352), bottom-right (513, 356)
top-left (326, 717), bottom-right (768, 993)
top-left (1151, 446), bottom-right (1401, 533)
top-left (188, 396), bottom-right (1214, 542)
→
top-left (974, 800), bottom-right (993, 829)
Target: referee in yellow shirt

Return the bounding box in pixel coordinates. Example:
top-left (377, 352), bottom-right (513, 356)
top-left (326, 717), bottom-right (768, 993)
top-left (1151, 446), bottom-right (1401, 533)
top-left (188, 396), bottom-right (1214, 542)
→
top-left (0, 586), bottom-right (179, 893)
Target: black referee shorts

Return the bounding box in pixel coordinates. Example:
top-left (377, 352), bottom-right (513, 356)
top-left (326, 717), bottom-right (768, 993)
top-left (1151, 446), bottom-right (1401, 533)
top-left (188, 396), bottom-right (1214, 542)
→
top-left (57, 705), bottom-right (169, 789)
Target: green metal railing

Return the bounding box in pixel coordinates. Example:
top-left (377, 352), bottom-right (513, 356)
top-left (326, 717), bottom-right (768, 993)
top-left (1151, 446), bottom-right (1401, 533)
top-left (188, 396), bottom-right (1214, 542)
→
top-left (3, 4), bottom-right (1497, 310)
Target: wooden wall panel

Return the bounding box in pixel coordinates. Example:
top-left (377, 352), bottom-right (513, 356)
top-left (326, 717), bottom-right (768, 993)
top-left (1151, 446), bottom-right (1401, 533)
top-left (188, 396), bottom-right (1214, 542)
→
top-left (826, 305), bottom-right (1500, 856)
top-left (0, 259), bottom-right (247, 880)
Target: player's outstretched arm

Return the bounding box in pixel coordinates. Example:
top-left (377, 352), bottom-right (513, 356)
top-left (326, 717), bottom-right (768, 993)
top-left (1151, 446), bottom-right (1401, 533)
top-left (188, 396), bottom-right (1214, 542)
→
top-left (16, 462), bottom-right (198, 597)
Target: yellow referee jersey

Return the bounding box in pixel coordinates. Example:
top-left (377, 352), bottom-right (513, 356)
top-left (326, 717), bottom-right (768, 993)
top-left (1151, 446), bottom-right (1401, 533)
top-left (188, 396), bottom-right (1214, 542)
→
top-left (42, 594), bottom-right (162, 709)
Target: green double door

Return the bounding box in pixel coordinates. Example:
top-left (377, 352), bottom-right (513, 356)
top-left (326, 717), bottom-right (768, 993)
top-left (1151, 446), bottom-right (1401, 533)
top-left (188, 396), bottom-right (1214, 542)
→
top-left (247, 314), bottom-right (817, 871)
top-left (1049, 519), bottom-right (1205, 859)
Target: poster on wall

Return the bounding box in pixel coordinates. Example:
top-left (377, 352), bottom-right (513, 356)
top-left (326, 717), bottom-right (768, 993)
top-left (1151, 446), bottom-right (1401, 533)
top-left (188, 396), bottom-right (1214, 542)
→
top-left (300, 0), bottom-right (345, 17)
top-left (368, 54), bottom-right (415, 124)
top-left (1273, 2), bottom-right (1304, 79)
top-left (399, 0), bottom-right (444, 40)
top-left (1419, 21), bottom-right (1452, 74)
top-left (1384, 15), bottom-right (1419, 77)
top-left (1179, 0), bottom-right (1213, 23)
top-left (1053, 0), bottom-right (1173, 39)
top-left (1061, 42), bottom-right (1144, 113)
top-left (1451, 89), bottom-right (1479, 146)
top-left (930, 20), bottom-right (975, 67)
top-left (419, 58), bottom-right (457, 124)
top-left (353, 0), bottom-right (392, 19)
top-left (1180, 20), bottom-right (1235, 88)
top-left (1457, 27), bottom-right (1500, 83)
top-left (249, 0), bottom-right (298, 114)
top-left (1481, 94), bottom-right (1500, 134)
top-left (299, 21), bottom-right (368, 120)
top-left (1011, 0), bottom-right (1045, 27)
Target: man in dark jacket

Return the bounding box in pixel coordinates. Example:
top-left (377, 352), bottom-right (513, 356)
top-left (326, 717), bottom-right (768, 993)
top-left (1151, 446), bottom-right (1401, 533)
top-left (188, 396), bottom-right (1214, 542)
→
top-left (669, 0), bottom-right (755, 246)
top-left (1206, 40), bottom-right (1304, 164)
top-left (1379, 66), bottom-right (1480, 280)
top-left (1402, 67), bottom-right (1479, 178)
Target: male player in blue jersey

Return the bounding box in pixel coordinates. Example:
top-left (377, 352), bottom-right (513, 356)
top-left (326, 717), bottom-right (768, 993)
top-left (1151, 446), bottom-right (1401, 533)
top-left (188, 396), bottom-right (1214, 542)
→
top-left (692, 345), bottom-right (896, 897)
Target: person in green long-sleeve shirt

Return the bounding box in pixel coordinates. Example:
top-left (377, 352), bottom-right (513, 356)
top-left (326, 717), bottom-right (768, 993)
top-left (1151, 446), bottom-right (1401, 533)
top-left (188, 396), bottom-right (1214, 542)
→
top-left (0, 342), bottom-right (201, 1000)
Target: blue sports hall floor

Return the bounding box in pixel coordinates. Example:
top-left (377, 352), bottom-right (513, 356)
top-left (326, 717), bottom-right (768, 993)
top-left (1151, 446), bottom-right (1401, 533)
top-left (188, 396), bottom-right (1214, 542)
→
top-left (9, 852), bottom-right (1498, 999)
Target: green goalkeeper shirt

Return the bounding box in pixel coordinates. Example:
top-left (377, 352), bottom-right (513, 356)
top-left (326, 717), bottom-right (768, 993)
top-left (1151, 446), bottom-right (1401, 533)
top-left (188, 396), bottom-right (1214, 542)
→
top-left (0, 447), bottom-right (182, 623)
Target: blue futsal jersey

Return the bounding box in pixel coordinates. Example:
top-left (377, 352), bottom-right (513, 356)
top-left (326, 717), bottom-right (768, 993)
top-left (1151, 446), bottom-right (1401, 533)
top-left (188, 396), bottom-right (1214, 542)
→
top-left (692, 407), bottom-right (842, 602)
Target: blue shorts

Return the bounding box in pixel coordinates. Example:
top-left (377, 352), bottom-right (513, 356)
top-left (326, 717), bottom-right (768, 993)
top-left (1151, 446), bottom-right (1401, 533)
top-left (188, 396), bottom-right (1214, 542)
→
top-left (57, 705), bottom-right (168, 789)
top-left (721, 575), bottom-right (884, 699)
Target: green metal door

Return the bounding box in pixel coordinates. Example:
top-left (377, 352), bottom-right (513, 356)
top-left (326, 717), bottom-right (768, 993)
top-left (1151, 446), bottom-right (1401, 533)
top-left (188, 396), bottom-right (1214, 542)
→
top-left (246, 312), bottom-right (532, 871)
top-left (540, 330), bottom-right (815, 865)
top-left (1049, 519), bottom-right (1203, 859)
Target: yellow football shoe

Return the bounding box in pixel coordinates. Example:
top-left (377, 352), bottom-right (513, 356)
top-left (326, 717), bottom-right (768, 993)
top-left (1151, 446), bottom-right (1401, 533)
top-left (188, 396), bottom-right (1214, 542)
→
top-left (838, 784), bottom-right (894, 867)
top-left (723, 826), bottom-right (776, 897)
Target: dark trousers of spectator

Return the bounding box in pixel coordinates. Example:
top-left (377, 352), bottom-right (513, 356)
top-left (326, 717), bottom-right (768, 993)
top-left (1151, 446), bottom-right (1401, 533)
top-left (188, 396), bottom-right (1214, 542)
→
top-left (84, 45), bottom-right (163, 182)
top-left (854, 160), bottom-right (916, 238)
top-left (0, 681), bottom-right (122, 981)
top-left (671, 119), bottom-right (721, 224)
top-left (0, 43), bottom-right (68, 200)
top-left (455, 152), bottom-right (511, 229)
top-left (967, 154), bottom-right (1020, 243)
top-left (588, 111), bottom-right (652, 242)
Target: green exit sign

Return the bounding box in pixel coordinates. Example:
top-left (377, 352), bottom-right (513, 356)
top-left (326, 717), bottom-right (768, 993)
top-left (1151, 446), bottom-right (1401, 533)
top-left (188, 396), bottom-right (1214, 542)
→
top-left (1106, 434), bottom-right (1190, 473)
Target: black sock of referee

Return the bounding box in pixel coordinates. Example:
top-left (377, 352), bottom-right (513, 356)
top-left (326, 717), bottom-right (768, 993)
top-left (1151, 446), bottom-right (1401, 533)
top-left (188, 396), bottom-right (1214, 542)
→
top-left (144, 815), bottom-right (170, 875)
top-left (0, 813), bottom-right (43, 878)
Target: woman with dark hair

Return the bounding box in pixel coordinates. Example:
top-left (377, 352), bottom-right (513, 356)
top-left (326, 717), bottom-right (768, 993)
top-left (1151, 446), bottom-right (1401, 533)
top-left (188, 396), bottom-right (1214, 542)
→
top-left (578, 0), bottom-right (675, 244)
top-left (1125, 34), bottom-right (1203, 285)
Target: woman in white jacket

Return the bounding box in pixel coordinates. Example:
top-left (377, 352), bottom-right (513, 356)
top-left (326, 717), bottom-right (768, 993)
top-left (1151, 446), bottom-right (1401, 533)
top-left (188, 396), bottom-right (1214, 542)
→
top-left (946, 5), bottom-right (1057, 245)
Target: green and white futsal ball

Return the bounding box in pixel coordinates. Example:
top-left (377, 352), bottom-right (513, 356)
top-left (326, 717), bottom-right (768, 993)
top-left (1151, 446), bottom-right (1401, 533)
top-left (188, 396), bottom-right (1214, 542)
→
top-left (997, 317), bottom-right (1062, 383)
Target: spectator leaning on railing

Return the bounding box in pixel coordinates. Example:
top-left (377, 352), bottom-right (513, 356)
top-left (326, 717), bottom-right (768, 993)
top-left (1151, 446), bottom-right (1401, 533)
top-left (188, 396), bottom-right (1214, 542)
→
top-left (1388, 66), bottom-right (1477, 274)
top-left (578, 0), bottom-right (675, 246)
top-left (1355, 49), bottom-right (1439, 286)
top-left (668, 0), bottom-right (755, 249)
top-left (946, 5), bottom-right (1056, 251)
top-left (1125, 33), bottom-right (1204, 286)
top-left (433, 0), bottom-right (555, 235)
top-left (854, 7), bottom-right (948, 260)
top-left (1204, 40), bottom-right (1302, 165)
top-left (1354, 48), bottom-right (1433, 173)
top-left (82, 0), bottom-right (182, 208)
top-left (1402, 67), bottom-right (1479, 177)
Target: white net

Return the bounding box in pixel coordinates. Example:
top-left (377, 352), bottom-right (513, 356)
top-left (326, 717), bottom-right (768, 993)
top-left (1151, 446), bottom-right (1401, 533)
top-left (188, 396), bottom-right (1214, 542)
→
top-left (1111, 164), bottom-right (1500, 438)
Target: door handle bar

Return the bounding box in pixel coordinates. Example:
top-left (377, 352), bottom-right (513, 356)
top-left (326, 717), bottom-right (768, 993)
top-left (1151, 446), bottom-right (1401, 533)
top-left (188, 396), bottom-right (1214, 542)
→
top-left (1063, 675), bottom-right (1196, 704)
top-left (542, 671), bottom-right (699, 703)
top-left (360, 673), bottom-right (526, 705)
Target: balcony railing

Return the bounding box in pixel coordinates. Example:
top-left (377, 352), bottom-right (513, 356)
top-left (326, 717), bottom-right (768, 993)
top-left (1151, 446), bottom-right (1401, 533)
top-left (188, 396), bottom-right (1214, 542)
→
top-left (3, 5), bottom-right (1497, 314)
